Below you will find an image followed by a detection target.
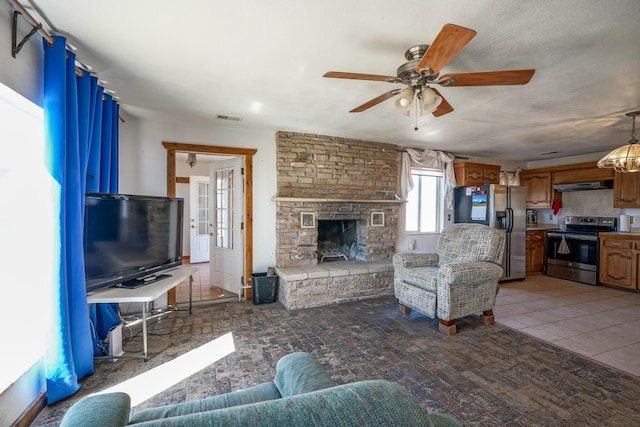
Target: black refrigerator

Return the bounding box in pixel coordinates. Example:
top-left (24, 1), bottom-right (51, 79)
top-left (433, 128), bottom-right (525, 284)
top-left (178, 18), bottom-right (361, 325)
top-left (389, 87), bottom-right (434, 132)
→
top-left (453, 184), bottom-right (526, 281)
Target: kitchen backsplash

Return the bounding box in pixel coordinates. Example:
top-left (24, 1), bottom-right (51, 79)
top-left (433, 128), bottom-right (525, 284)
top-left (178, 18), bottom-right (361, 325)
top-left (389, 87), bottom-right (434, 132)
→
top-left (536, 189), bottom-right (640, 231)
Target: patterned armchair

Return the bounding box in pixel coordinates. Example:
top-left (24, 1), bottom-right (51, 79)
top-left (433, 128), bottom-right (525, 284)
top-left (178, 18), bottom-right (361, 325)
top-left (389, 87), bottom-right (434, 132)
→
top-left (393, 223), bottom-right (505, 335)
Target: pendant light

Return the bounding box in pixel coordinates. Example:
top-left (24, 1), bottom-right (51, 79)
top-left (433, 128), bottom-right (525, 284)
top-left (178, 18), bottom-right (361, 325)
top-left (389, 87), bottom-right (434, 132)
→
top-left (597, 111), bottom-right (640, 173)
top-left (186, 153), bottom-right (197, 168)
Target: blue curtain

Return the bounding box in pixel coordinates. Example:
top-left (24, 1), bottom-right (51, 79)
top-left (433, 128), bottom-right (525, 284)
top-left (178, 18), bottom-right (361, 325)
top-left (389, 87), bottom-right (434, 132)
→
top-left (43, 35), bottom-right (120, 404)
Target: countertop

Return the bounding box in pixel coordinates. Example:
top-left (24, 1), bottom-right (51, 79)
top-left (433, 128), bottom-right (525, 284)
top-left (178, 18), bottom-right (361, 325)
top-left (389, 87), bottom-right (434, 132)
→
top-left (526, 225), bottom-right (559, 231)
top-left (599, 231), bottom-right (640, 237)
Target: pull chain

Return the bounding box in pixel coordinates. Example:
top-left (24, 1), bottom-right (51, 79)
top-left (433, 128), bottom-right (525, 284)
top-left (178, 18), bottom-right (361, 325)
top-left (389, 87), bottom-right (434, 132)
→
top-left (414, 92), bottom-right (419, 131)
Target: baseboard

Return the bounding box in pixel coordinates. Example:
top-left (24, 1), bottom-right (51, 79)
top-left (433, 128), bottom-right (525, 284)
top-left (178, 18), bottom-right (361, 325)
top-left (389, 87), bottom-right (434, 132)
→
top-left (13, 391), bottom-right (46, 427)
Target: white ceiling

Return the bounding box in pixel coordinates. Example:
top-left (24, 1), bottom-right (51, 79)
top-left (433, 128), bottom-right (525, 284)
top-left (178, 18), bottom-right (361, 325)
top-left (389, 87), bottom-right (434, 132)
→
top-left (26, 0), bottom-right (640, 161)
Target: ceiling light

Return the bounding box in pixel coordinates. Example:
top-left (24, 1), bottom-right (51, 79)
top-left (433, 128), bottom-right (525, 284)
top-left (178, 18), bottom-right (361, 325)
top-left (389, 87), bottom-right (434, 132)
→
top-left (186, 153), bottom-right (196, 168)
top-left (418, 87), bottom-right (442, 115)
top-left (394, 88), bottom-right (414, 116)
top-left (597, 111), bottom-right (640, 173)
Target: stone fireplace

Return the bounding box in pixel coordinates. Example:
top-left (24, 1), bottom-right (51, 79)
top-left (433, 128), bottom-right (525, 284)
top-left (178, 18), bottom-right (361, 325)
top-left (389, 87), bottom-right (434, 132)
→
top-left (272, 131), bottom-right (402, 309)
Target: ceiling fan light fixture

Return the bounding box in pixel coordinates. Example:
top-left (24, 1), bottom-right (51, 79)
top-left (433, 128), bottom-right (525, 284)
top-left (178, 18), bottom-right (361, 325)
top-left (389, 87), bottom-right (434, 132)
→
top-left (598, 111), bottom-right (640, 173)
top-left (395, 88), bottom-right (414, 116)
top-left (418, 87), bottom-right (443, 115)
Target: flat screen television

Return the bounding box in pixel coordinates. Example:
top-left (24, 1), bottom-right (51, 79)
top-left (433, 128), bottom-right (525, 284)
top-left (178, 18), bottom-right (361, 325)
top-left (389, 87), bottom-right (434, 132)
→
top-left (83, 193), bottom-right (184, 293)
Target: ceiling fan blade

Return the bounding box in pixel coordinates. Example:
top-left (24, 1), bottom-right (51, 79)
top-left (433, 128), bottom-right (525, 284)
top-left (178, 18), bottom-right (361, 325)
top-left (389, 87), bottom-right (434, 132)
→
top-left (439, 69), bottom-right (535, 86)
top-left (430, 88), bottom-right (453, 117)
top-left (350, 89), bottom-right (402, 113)
top-left (324, 71), bottom-right (401, 83)
top-left (416, 24), bottom-right (477, 76)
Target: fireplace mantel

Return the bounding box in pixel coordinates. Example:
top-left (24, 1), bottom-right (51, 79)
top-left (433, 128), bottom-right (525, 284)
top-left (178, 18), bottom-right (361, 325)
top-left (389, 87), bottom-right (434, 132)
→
top-left (272, 197), bottom-right (404, 204)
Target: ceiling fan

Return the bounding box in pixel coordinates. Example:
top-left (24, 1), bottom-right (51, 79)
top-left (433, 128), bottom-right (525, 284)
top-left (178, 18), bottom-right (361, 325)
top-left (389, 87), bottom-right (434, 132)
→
top-left (324, 23), bottom-right (535, 119)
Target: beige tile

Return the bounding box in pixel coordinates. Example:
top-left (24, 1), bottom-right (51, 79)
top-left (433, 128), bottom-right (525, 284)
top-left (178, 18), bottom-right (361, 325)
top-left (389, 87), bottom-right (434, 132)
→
top-left (591, 342), bottom-right (640, 377)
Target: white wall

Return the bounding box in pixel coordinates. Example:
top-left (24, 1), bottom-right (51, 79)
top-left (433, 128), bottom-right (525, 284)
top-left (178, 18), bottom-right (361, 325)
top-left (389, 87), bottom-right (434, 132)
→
top-left (118, 115), bottom-right (278, 272)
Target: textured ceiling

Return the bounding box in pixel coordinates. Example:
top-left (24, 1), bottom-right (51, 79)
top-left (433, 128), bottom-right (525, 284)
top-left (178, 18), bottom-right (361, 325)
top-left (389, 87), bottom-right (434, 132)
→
top-left (26, 0), bottom-right (640, 161)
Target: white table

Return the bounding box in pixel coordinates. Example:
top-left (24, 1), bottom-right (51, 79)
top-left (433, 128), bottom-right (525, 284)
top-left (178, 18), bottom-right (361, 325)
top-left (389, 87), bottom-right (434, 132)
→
top-left (87, 265), bottom-right (197, 361)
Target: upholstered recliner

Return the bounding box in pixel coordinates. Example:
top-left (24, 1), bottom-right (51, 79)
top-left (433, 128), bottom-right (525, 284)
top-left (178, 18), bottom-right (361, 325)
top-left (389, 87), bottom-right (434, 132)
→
top-left (393, 223), bottom-right (505, 335)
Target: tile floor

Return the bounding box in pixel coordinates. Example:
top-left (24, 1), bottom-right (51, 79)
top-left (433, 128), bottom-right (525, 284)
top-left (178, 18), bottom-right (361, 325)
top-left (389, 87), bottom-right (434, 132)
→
top-left (175, 260), bottom-right (238, 304)
top-left (495, 275), bottom-right (640, 377)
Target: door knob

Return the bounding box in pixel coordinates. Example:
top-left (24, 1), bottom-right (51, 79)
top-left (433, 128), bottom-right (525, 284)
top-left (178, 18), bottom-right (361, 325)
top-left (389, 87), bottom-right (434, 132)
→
top-left (191, 225), bottom-right (195, 228)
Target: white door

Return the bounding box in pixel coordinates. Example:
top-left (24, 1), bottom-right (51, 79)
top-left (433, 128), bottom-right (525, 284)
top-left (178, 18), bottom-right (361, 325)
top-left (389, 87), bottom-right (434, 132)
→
top-left (189, 175), bottom-right (211, 263)
top-left (210, 157), bottom-right (244, 296)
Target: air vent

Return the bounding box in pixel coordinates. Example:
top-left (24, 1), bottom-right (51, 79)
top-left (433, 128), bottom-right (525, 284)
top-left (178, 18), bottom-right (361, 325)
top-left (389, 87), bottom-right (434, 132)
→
top-left (217, 115), bottom-right (243, 122)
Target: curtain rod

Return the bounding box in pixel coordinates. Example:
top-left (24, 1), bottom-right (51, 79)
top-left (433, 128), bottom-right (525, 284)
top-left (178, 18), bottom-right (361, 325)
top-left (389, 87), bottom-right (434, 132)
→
top-left (9, 0), bottom-right (55, 46)
top-left (9, 0), bottom-right (125, 122)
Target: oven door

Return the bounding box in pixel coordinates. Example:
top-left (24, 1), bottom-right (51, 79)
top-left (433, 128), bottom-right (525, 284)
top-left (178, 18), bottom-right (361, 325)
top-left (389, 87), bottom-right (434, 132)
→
top-left (546, 232), bottom-right (599, 284)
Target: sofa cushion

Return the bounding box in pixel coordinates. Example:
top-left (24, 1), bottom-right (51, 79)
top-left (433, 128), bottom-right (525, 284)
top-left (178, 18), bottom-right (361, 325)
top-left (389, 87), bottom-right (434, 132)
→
top-left (274, 352), bottom-right (335, 397)
top-left (60, 392), bottom-right (130, 427)
top-left (128, 382), bottom-right (280, 424)
top-left (128, 381), bottom-right (459, 427)
top-left (437, 223), bottom-right (504, 265)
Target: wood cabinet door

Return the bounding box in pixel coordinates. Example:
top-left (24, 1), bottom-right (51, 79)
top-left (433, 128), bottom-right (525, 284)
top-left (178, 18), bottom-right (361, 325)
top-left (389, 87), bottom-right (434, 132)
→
top-left (599, 241), bottom-right (635, 289)
top-left (483, 167), bottom-right (501, 184)
top-left (460, 166), bottom-right (484, 186)
top-left (525, 231), bottom-right (545, 274)
top-left (614, 172), bottom-right (640, 208)
top-left (530, 233), bottom-right (545, 273)
top-left (521, 172), bottom-right (552, 208)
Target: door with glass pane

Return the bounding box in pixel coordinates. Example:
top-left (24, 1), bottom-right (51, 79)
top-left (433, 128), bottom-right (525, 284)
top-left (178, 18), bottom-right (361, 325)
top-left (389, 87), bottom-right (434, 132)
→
top-left (210, 157), bottom-right (244, 296)
top-left (189, 176), bottom-right (211, 263)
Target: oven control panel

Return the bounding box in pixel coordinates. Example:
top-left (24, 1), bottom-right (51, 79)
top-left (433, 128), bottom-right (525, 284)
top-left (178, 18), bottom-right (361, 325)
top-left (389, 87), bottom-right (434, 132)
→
top-left (564, 216), bottom-right (616, 227)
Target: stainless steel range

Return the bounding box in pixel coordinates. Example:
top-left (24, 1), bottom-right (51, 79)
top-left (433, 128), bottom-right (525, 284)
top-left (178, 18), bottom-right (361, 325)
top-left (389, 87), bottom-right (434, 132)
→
top-left (546, 216), bottom-right (617, 285)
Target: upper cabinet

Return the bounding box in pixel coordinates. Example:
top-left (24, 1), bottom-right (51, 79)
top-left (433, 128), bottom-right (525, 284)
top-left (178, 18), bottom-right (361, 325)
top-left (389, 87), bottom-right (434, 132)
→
top-left (520, 162), bottom-right (614, 209)
top-left (454, 162), bottom-right (501, 186)
top-left (614, 172), bottom-right (640, 208)
top-left (520, 171), bottom-right (554, 208)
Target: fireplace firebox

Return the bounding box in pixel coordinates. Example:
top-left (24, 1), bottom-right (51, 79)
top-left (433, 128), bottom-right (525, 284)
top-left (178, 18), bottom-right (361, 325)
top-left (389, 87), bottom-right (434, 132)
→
top-left (317, 219), bottom-right (362, 262)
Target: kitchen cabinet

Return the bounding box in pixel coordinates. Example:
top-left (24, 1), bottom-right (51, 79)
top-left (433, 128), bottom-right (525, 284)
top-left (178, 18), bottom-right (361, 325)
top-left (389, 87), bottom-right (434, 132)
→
top-left (599, 234), bottom-right (638, 290)
top-left (520, 171), bottom-right (555, 208)
top-left (454, 162), bottom-right (501, 186)
top-left (526, 229), bottom-right (546, 274)
top-left (553, 166), bottom-right (613, 184)
top-left (613, 172), bottom-right (640, 208)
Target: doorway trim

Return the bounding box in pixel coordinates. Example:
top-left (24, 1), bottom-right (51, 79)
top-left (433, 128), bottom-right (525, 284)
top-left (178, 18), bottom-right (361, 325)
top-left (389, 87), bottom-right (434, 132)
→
top-left (162, 141), bottom-right (257, 305)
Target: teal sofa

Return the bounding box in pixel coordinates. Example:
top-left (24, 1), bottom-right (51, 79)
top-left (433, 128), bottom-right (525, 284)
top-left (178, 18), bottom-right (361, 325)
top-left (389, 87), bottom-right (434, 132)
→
top-left (60, 352), bottom-right (461, 426)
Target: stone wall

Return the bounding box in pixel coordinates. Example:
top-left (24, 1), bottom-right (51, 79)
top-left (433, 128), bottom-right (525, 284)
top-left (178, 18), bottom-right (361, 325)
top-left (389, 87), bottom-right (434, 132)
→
top-left (274, 131), bottom-right (401, 268)
top-left (276, 131), bottom-right (398, 199)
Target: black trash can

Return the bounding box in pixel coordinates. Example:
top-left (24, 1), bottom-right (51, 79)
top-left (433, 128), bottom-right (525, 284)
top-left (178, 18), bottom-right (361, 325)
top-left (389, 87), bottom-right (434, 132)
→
top-left (251, 273), bottom-right (278, 304)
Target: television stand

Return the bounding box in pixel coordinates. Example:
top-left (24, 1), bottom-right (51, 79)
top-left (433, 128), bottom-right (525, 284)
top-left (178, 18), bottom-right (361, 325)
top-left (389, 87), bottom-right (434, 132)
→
top-left (86, 266), bottom-right (197, 361)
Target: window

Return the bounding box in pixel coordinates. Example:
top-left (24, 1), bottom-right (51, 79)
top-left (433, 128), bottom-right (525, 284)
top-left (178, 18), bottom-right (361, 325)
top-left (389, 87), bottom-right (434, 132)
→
top-left (0, 83), bottom-right (51, 392)
top-left (405, 169), bottom-right (443, 233)
top-left (213, 168), bottom-right (234, 249)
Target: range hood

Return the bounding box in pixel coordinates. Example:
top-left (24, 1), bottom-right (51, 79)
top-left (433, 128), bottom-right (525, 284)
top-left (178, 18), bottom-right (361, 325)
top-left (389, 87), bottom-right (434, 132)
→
top-left (553, 180), bottom-right (614, 192)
